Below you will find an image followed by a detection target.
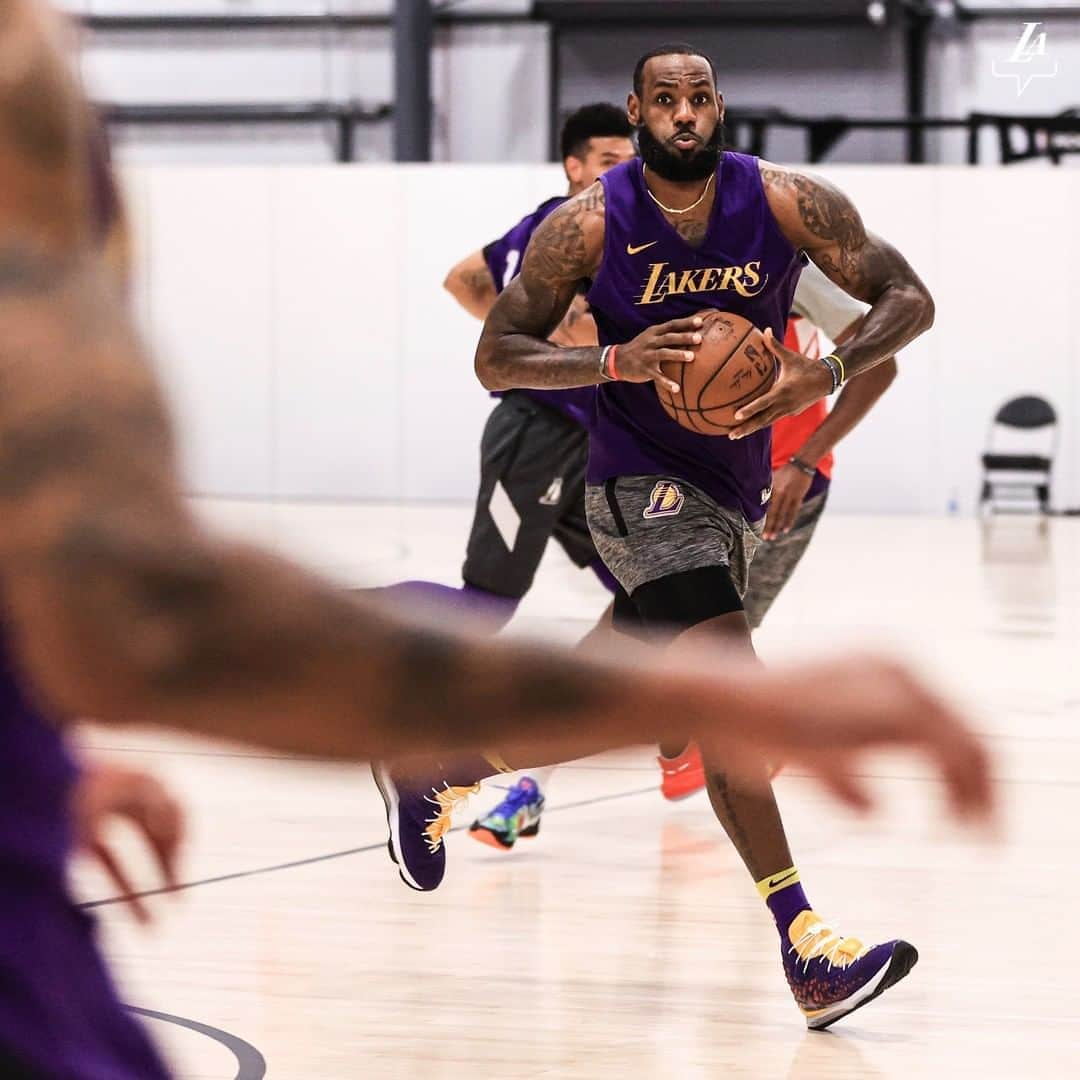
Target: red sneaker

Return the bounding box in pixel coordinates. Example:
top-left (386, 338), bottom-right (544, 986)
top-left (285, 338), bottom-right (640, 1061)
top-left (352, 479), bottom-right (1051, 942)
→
top-left (657, 743), bottom-right (706, 801)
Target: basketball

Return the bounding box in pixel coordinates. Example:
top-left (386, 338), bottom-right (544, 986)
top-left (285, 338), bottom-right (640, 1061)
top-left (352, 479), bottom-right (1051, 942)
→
top-left (656, 310), bottom-right (776, 435)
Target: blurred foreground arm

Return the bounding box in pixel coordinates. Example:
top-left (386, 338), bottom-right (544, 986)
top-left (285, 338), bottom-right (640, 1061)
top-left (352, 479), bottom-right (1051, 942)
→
top-left (0, 1), bottom-right (992, 822)
top-left (0, 262), bottom-right (991, 820)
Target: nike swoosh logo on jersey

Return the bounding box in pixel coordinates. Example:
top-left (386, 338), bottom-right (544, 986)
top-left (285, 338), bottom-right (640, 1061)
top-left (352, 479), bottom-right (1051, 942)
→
top-left (768, 870), bottom-right (798, 889)
top-left (627, 241), bottom-right (658, 255)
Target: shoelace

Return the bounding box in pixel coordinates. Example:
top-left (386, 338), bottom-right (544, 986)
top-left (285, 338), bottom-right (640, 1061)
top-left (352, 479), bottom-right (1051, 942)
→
top-left (422, 782), bottom-right (481, 853)
top-left (789, 920), bottom-right (870, 974)
top-left (488, 780), bottom-right (538, 819)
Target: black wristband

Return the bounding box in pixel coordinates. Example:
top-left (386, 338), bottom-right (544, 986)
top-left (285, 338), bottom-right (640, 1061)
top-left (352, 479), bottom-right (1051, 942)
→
top-left (789, 456), bottom-right (817, 478)
top-left (819, 354), bottom-right (841, 394)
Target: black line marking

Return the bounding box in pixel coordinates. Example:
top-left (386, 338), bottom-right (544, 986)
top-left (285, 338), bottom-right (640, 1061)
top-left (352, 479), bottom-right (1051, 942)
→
top-left (127, 1007), bottom-right (266, 1080)
top-left (694, 322), bottom-right (754, 412)
top-left (80, 783), bottom-right (659, 910)
top-left (604, 479), bottom-right (630, 537)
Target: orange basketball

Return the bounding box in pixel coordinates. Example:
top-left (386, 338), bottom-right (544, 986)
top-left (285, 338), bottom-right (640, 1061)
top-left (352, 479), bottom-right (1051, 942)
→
top-left (656, 310), bottom-right (776, 435)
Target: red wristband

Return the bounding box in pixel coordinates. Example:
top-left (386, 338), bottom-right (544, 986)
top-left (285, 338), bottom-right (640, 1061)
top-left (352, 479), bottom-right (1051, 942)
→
top-left (607, 344), bottom-right (620, 381)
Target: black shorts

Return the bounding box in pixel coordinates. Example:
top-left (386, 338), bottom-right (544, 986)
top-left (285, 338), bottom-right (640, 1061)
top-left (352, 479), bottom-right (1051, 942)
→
top-left (462, 392), bottom-right (597, 599)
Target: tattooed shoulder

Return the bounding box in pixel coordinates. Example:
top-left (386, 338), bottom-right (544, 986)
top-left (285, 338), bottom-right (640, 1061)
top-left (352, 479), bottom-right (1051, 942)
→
top-left (760, 162), bottom-right (865, 249)
top-left (522, 182), bottom-right (605, 288)
top-left (759, 161), bottom-right (872, 285)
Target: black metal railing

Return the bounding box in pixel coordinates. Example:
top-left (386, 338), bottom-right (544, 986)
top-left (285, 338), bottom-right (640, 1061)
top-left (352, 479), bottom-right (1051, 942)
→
top-left (103, 103), bottom-right (392, 163)
top-left (100, 101), bottom-right (1080, 165)
top-left (723, 109), bottom-right (1080, 165)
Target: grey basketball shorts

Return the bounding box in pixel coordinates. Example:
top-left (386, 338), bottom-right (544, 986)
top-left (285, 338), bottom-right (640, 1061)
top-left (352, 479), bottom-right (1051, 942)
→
top-left (584, 475), bottom-right (763, 598)
top-left (463, 392), bottom-right (597, 600)
top-left (743, 491), bottom-right (828, 630)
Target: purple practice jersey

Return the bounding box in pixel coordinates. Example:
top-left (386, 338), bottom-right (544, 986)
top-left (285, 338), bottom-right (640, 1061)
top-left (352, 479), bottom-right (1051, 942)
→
top-left (483, 197), bottom-right (597, 429)
top-left (586, 153), bottom-right (803, 523)
top-left (0, 632), bottom-right (172, 1078)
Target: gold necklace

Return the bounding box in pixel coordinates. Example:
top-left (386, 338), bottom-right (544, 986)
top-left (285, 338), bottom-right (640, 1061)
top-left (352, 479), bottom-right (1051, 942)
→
top-left (643, 163), bottom-right (715, 215)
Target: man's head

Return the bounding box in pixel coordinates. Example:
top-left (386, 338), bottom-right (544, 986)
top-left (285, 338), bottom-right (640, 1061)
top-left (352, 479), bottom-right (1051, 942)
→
top-left (629, 44), bottom-right (724, 183)
top-left (561, 103), bottom-right (636, 192)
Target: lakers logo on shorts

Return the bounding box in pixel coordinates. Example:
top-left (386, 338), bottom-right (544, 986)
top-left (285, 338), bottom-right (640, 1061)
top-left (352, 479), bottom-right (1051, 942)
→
top-left (643, 481), bottom-right (684, 519)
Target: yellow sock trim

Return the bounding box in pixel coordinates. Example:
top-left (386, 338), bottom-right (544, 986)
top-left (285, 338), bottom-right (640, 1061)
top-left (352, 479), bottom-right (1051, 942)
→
top-left (755, 866), bottom-right (801, 900)
top-left (483, 751), bottom-right (515, 774)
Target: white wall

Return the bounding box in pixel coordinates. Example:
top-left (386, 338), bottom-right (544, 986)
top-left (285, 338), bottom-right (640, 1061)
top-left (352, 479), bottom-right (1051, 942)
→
top-left (128, 162), bottom-right (1080, 515)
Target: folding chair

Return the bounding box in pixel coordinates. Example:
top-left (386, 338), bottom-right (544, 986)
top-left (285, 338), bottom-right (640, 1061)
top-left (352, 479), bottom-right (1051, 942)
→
top-left (978, 395), bottom-right (1057, 514)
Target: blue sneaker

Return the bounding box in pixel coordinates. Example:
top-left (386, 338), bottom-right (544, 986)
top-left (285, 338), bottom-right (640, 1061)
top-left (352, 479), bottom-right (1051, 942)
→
top-left (783, 909), bottom-right (919, 1030)
top-left (372, 762), bottom-right (480, 891)
top-left (468, 776), bottom-right (545, 851)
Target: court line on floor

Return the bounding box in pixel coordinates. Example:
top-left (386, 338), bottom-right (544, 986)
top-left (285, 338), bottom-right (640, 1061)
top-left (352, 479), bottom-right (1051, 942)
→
top-left (127, 1007), bottom-right (266, 1080)
top-left (77, 743), bottom-right (665, 769)
top-left (80, 783), bottom-right (660, 911)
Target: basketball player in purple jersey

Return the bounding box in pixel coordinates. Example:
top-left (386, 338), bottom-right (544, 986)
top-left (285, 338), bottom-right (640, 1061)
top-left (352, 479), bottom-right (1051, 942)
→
top-left (476, 44), bottom-right (936, 1029)
top-left (0, 8), bottom-right (988, 1071)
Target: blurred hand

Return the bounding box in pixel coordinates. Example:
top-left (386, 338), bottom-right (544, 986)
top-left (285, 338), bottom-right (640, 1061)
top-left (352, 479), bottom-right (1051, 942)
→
top-left (729, 327), bottom-right (832, 439)
top-left (763, 463), bottom-right (814, 540)
top-left (72, 763), bottom-right (185, 923)
top-left (696, 654), bottom-right (994, 822)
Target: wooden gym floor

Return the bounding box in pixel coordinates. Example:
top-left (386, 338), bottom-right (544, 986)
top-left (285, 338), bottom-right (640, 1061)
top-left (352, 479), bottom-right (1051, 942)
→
top-left (71, 501), bottom-right (1080, 1079)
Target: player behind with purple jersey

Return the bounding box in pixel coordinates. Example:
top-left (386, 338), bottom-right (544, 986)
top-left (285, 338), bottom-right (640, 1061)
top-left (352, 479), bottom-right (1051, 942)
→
top-left (475, 44), bottom-right (936, 1030)
top-left (380, 104), bottom-right (634, 630)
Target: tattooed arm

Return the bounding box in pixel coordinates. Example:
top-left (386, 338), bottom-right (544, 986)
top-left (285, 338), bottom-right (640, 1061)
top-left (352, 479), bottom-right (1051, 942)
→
top-left (726, 163), bottom-right (933, 439)
top-left (443, 248), bottom-right (498, 321)
top-left (444, 245), bottom-right (597, 349)
top-left (762, 163), bottom-right (933, 375)
top-left (476, 183), bottom-right (703, 394)
top-left (475, 183), bottom-right (606, 390)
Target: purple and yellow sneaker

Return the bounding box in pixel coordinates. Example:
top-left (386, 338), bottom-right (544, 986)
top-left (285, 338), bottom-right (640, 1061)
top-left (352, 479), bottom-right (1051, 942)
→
top-left (783, 910), bottom-right (919, 1030)
top-left (468, 776), bottom-right (545, 851)
top-left (372, 762), bottom-right (480, 892)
